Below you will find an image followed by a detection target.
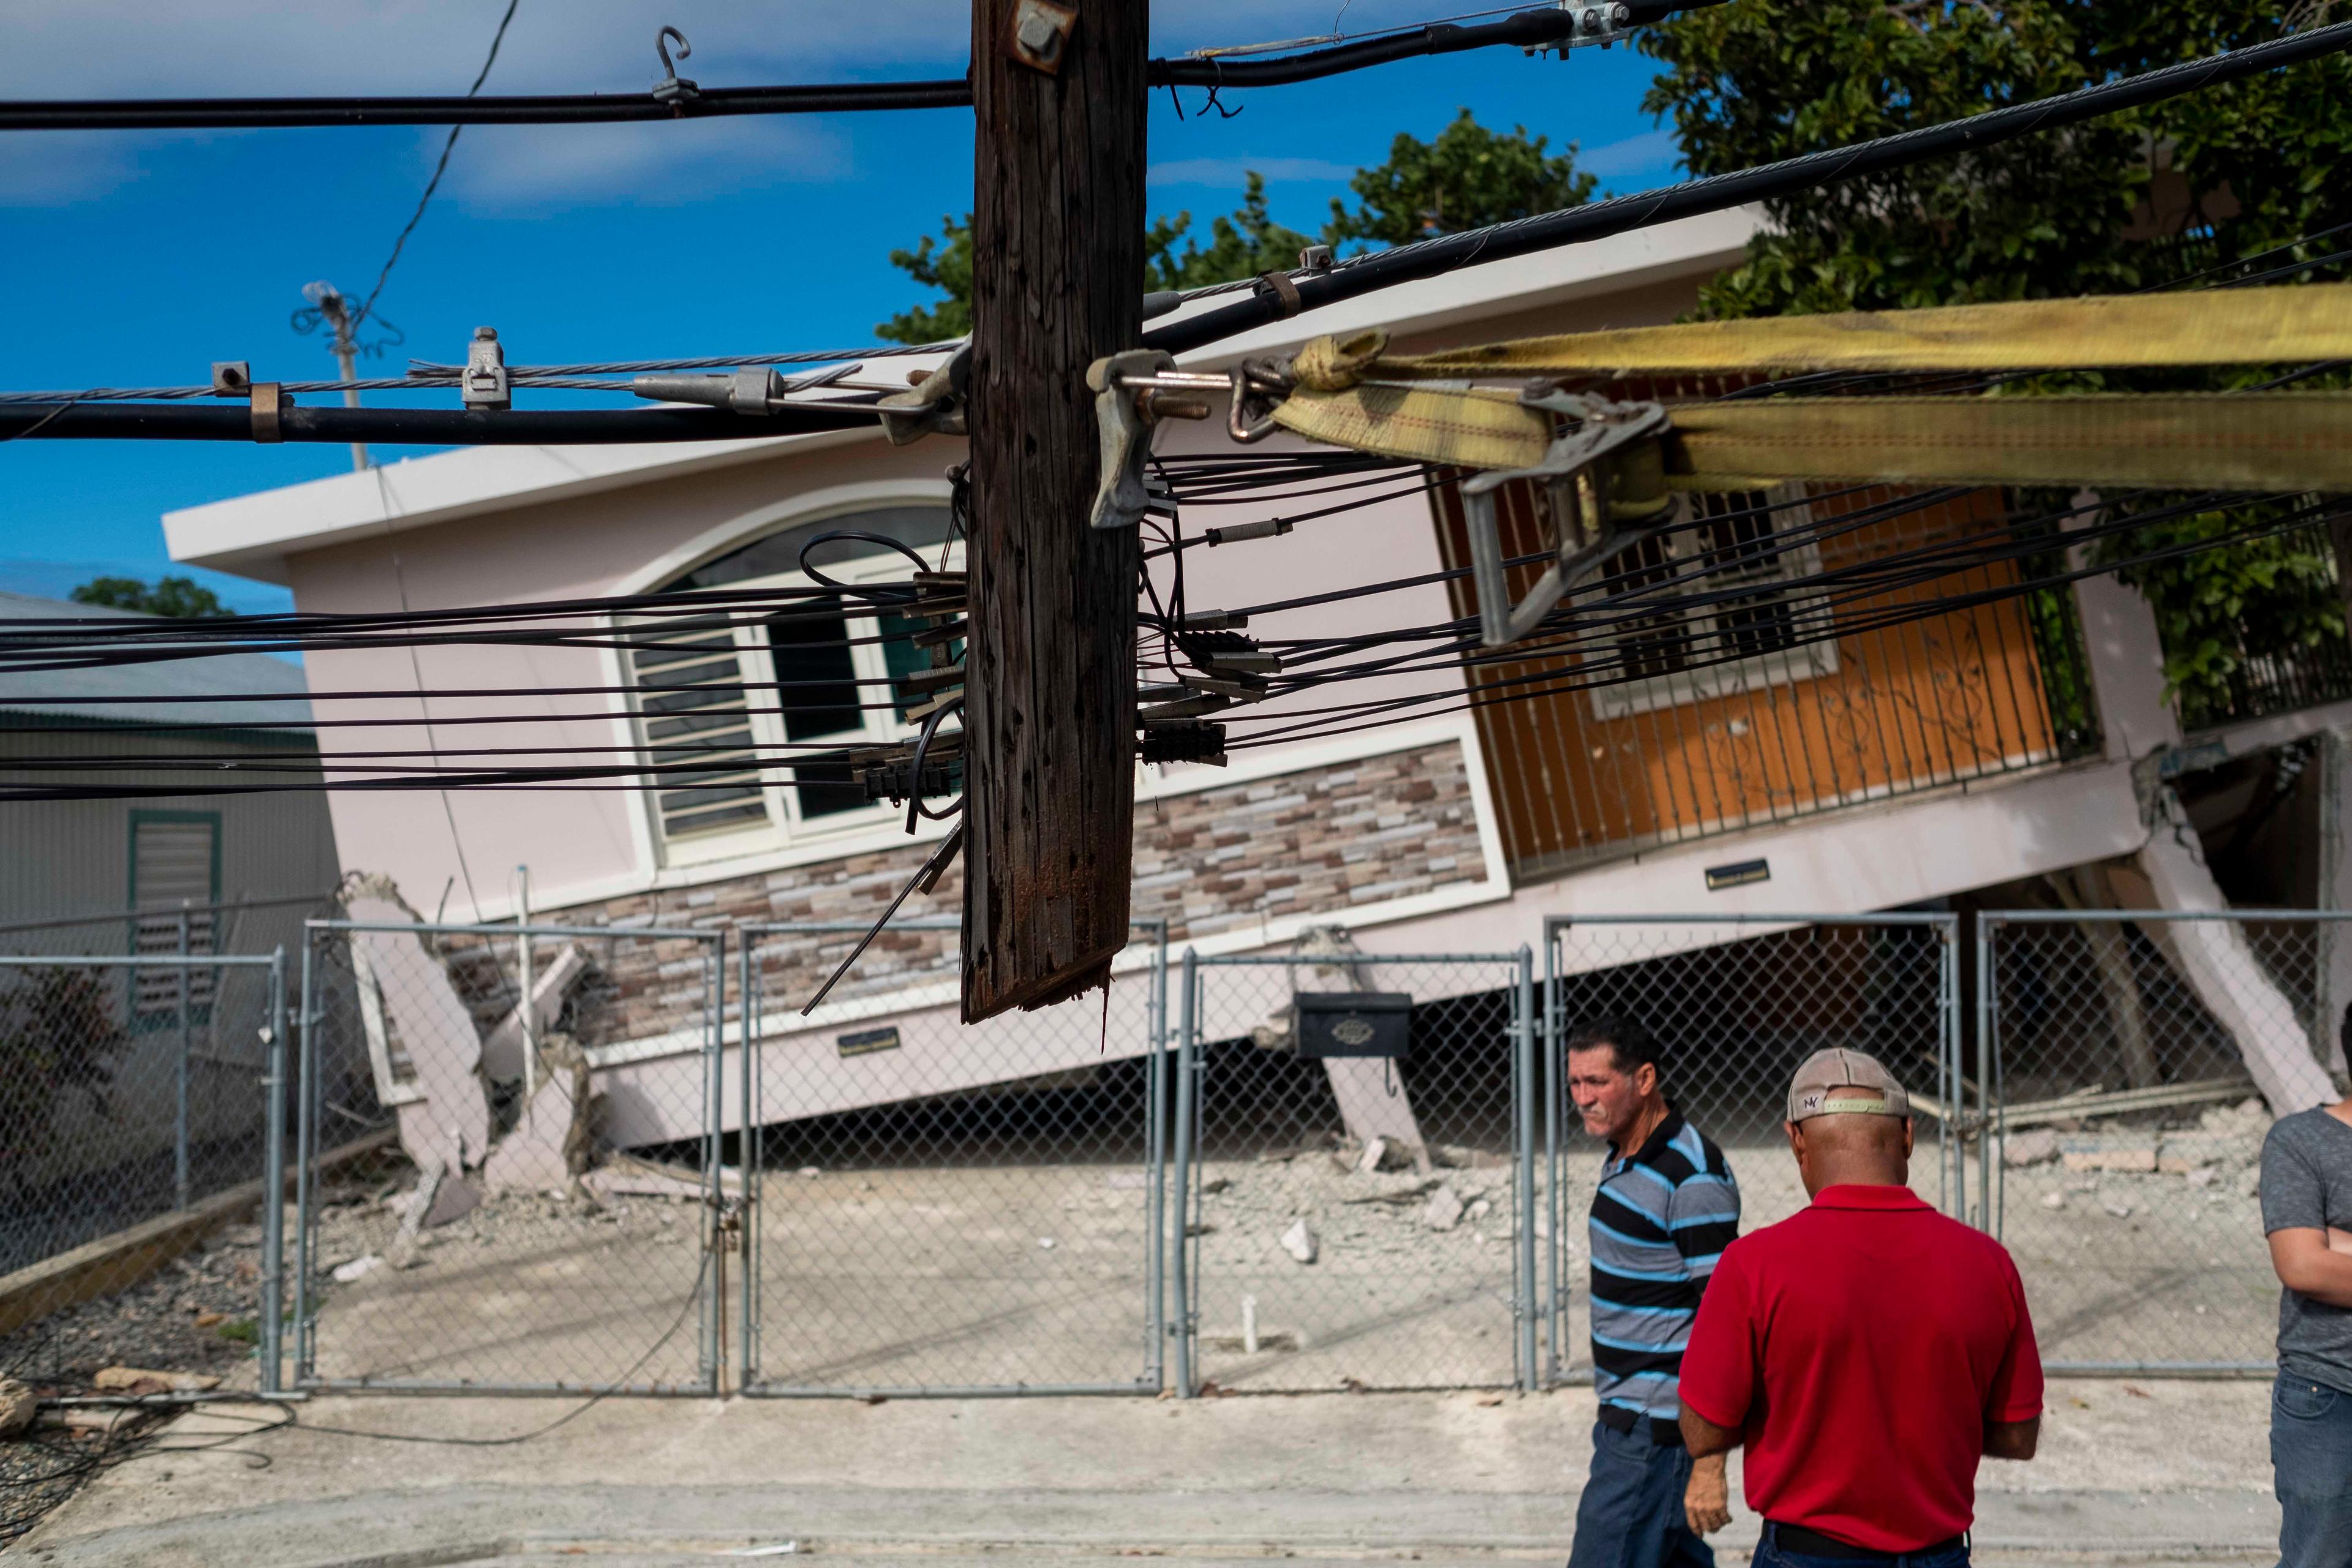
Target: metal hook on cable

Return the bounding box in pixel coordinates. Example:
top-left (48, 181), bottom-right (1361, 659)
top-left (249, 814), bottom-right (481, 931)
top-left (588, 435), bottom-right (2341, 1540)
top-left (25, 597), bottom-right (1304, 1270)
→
top-left (653, 26), bottom-right (699, 107)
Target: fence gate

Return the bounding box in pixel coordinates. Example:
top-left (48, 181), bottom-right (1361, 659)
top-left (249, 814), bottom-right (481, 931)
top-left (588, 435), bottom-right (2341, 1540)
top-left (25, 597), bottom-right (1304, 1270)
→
top-left (1174, 947), bottom-right (1537, 1396)
top-left (291, 919), bottom-right (725, 1395)
top-left (1542, 914), bottom-right (1959, 1387)
top-left (0, 951), bottom-right (288, 1375)
top-left (1978, 909), bottom-right (2338, 1374)
top-left (737, 919), bottom-right (1169, 1397)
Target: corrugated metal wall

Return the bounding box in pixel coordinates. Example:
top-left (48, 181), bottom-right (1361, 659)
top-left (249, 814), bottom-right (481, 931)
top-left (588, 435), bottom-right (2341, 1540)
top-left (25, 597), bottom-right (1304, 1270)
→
top-left (0, 724), bottom-right (340, 949)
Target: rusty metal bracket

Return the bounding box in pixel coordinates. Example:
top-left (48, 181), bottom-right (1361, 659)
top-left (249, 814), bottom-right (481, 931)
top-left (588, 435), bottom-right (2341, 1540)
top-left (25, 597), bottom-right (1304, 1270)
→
top-left (1008, 0), bottom-right (1077, 73)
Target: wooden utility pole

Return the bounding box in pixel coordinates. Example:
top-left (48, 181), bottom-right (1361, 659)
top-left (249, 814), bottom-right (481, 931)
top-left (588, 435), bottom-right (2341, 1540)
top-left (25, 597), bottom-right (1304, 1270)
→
top-left (962, 0), bottom-right (1148, 1020)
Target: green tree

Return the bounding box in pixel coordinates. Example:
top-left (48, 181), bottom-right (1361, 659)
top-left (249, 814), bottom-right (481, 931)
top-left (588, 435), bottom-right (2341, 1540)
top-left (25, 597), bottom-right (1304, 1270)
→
top-left (1323, 109), bottom-right (1596, 249)
top-left (876, 175), bottom-right (1317, 345)
top-left (70, 575), bottom-right (232, 619)
top-left (1148, 174), bottom-right (1317, 291)
top-left (1639, 1), bottom-right (2352, 711)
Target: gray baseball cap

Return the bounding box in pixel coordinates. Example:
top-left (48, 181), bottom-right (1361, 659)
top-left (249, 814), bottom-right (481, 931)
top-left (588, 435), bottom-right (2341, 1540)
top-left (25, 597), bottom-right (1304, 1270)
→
top-left (1786, 1047), bottom-right (1912, 1122)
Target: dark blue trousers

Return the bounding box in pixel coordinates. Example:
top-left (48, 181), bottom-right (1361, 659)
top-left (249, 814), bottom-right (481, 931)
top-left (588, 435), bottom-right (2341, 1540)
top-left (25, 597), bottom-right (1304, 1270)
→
top-left (1566, 1420), bottom-right (1714, 1568)
top-left (2275, 1373), bottom-right (2352, 1568)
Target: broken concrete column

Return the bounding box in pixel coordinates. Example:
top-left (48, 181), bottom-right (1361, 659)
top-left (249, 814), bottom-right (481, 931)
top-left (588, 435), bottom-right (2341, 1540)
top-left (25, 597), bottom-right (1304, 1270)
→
top-left (2114, 799), bottom-right (2337, 1116)
top-left (478, 942), bottom-right (586, 1085)
top-left (481, 1044), bottom-right (600, 1196)
top-left (2319, 728), bottom-right (2352, 1079)
top-left (346, 895), bottom-right (492, 1175)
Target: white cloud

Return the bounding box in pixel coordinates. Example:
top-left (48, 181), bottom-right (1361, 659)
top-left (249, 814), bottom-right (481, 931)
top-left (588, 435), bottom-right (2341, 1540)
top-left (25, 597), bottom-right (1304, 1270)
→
top-left (1147, 155), bottom-right (1357, 189)
top-left (1577, 128), bottom-right (1679, 179)
top-left (0, 132), bottom-right (149, 207)
top-left (445, 117), bottom-right (851, 206)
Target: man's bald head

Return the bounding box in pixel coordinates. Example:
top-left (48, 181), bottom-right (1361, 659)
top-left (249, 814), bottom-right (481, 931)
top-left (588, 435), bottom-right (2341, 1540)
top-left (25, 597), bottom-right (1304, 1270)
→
top-left (1785, 1088), bottom-right (1914, 1196)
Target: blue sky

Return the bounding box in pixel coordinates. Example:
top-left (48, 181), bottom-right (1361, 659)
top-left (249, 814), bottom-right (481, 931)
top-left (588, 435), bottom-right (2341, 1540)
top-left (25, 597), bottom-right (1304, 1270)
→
top-left (0, 2), bottom-right (1681, 615)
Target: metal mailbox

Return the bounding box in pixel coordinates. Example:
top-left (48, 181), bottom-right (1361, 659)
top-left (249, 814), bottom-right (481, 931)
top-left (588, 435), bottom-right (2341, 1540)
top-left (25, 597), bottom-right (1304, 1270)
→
top-left (1294, 990), bottom-right (1413, 1058)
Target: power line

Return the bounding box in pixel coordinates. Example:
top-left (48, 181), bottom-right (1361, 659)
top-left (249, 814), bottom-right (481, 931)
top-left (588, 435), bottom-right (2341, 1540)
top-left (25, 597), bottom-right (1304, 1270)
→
top-left (0, 6), bottom-right (1711, 134)
top-left (1145, 19), bottom-right (2352, 356)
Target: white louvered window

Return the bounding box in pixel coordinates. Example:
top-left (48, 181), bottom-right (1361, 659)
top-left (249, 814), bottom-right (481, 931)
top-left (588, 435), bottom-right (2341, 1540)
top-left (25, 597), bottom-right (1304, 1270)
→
top-left (627, 507), bottom-right (960, 862)
top-left (130, 815), bottom-right (218, 1016)
top-left (628, 628), bottom-right (774, 843)
top-left (1585, 483), bottom-right (1838, 720)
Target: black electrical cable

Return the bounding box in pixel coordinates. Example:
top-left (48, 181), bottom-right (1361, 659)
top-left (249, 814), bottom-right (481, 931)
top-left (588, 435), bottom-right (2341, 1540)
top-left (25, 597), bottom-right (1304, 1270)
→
top-left (1146, 19), bottom-right (2352, 356)
top-left (1151, 4), bottom-right (1708, 89)
top-left (1, 78), bottom-right (976, 132)
top-left (0, 6), bottom-right (1725, 134)
top-left (0, 400), bottom-right (878, 447)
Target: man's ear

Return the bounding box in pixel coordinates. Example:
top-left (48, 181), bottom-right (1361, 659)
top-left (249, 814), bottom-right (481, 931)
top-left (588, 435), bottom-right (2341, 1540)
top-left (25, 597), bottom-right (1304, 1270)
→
top-left (1901, 1117), bottom-right (1915, 1159)
top-left (1785, 1120), bottom-right (1805, 1159)
top-left (1635, 1062), bottom-right (1660, 1098)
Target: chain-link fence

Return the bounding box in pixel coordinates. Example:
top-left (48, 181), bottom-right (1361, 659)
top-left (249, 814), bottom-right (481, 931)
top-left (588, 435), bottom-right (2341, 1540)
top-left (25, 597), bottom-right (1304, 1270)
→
top-left (737, 919), bottom-right (1169, 1397)
top-left (1174, 947), bottom-right (1537, 1395)
top-left (1978, 910), bottom-right (2342, 1373)
top-left (0, 951), bottom-right (289, 1330)
top-left (290, 919), bottom-right (725, 1395)
top-left (1542, 915), bottom-right (1958, 1387)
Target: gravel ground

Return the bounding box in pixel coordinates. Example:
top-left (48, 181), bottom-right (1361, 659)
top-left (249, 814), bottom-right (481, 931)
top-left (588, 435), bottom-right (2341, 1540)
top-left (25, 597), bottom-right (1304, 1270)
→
top-left (0, 1221), bottom-right (270, 1545)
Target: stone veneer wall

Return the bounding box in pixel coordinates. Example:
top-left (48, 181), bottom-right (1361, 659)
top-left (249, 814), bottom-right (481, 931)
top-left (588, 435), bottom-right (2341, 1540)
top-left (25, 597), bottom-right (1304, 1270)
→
top-left (516, 739), bottom-right (1489, 1046)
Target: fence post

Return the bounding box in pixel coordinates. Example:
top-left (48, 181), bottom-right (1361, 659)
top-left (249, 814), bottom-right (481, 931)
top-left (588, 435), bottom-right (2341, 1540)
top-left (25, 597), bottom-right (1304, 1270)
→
top-left (175, 905), bottom-right (192, 1211)
top-left (1542, 925), bottom-right (1563, 1387)
top-left (293, 930), bottom-right (318, 1384)
top-left (259, 947), bottom-right (287, 1396)
top-left (740, 930), bottom-right (760, 1392)
top-left (1144, 922), bottom-right (1169, 1393)
top-left (703, 932), bottom-right (724, 1395)
top-left (1170, 948), bottom-right (1198, 1399)
top-left (1973, 915), bottom-right (1999, 1233)
top-left (1514, 945), bottom-right (1539, 1393)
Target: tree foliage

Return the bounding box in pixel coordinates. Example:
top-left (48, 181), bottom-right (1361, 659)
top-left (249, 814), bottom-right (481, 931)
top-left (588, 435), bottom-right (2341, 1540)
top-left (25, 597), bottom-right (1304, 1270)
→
top-left (70, 575), bottom-right (232, 619)
top-left (877, 118), bottom-right (1591, 342)
top-left (1641, 1), bottom-right (2352, 714)
top-left (1324, 109), bottom-right (1596, 248)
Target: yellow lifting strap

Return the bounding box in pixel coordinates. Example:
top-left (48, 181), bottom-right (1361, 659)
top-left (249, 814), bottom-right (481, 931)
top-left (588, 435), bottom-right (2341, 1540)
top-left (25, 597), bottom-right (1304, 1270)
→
top-left (1364, 282), bottom-right (2352, 377)
top-left (1271, 388), bottom-right (2352, 493)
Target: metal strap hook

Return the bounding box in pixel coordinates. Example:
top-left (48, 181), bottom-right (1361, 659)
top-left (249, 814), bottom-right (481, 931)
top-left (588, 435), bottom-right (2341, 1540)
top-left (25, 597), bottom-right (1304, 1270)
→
top-left (654, 26), bottom-right (700, 107)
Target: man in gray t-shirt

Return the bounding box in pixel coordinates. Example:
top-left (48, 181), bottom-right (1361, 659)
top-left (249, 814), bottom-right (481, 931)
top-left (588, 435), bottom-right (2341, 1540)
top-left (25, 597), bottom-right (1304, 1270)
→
top-left (2259, 1076), bottom-right (2352, 1568)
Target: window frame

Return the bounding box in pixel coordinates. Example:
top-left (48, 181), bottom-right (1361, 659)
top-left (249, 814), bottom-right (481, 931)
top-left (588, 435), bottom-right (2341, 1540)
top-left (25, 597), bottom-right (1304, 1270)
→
top-left (125, 808), bottom-right (222, 1022)
top-left (1581, 483), bottom-right (1838, 720)
top-left (627, 529), bottom-right (962, 867)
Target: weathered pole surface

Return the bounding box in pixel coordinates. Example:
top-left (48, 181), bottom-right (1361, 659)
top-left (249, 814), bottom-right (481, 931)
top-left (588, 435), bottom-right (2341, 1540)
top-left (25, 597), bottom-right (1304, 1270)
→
top-left (962, 0), bottom-right (1147, 1020)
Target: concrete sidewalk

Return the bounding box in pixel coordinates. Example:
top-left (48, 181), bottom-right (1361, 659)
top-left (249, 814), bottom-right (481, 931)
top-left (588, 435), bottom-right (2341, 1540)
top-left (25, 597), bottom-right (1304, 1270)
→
top-left (17, 1379), bottom-right (2280, 1567)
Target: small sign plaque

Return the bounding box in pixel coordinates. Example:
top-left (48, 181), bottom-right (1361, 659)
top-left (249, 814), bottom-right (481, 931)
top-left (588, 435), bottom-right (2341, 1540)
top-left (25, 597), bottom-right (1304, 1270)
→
top-left (836, 1025), bottom-right (902, 1059)
top-left (1705, 858), bottom-right (1771, 891)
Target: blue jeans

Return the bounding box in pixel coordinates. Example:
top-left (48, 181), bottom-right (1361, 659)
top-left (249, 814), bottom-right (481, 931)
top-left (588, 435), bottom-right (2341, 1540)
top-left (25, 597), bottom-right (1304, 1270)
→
top-left (1751, 1525), bottom-right (1969, 1568)
top-left (2274, 1373), bottom-right (2352, 1568)
top-left (1566, 1420), bottom-right (1714, 1568)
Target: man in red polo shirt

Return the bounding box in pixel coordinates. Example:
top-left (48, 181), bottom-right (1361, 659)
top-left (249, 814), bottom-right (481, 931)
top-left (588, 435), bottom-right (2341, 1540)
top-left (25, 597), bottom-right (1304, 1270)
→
top-left (1675, 1049), bottom-right (2043, 1567)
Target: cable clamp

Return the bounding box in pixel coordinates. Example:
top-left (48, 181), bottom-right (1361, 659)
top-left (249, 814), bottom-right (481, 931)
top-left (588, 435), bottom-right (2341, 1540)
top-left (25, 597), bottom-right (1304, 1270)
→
top-left (462, 327), bottom-right (511, 412)
top-left (249, 382), bottom-right (287, 443)
top-left (1253, 269), bottom-right (1304, 318)
top-left (878, 344), bottom-right (971, 446)
top-left (652, 26), bottom-right (701, 108)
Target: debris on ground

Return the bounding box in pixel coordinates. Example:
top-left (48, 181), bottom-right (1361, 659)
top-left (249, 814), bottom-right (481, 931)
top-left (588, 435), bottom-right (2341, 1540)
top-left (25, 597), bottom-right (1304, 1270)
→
top-left (1279, 1218), bottom-right (1319, 1265)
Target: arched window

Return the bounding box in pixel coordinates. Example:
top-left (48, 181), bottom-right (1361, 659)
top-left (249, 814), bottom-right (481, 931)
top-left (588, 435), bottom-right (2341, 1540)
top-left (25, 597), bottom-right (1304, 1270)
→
top-left (625, 505), bottom-right (958, 858)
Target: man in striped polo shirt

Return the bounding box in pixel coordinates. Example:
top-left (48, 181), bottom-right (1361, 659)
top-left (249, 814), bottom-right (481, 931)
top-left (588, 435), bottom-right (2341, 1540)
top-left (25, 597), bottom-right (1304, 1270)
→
top-left (1565, 1015), bottom-right (1741, 1568)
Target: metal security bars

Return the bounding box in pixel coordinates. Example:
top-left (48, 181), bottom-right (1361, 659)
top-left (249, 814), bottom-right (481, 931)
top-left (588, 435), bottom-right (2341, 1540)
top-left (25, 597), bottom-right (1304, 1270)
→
top-left (1977, 910), bottom-right (2345, 1375)
top-left (0, 951), bottom-right (288, 1364)
top-left (1542, 914), bottom-right (1958, 1387)
top-left (736, 919), bottom-right (1170, 1398)
top-left (290, 919), bottom-right (725, 1395)
top-left (1173, 946), bottom-right (1537, 1396)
